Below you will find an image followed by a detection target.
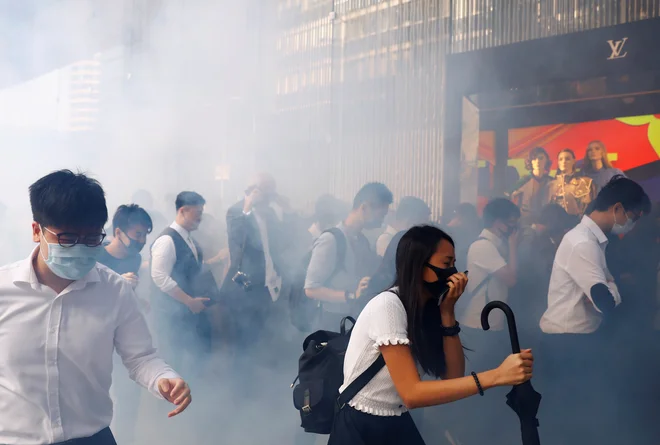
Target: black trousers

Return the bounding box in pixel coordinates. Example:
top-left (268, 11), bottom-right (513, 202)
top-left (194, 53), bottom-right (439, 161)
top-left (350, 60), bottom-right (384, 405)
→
top-left (227, 286), bottom-right (273, 352)
top-left (328, 406), bottom-right (425, 445)
top-left (536, 332), bottom-right (618, 445)
top-left (54, 428), bottom-right (116, 445)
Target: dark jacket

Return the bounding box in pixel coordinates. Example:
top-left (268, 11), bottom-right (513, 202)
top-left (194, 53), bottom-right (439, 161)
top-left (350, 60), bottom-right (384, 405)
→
top-left (221, 200), bottom-right (297, 294)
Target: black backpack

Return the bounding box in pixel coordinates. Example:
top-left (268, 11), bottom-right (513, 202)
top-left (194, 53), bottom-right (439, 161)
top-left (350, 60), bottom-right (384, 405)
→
top-left (291, 317), bottom-right (386, 434)
top-left (288, 228), bottom-right (348, 332)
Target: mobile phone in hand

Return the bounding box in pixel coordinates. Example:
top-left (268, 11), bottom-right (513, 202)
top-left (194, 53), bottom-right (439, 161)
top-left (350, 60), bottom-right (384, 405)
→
top-left (437, 271), bottom-right (468, 306)
top-left (438, 288), bottom-right (450, 305)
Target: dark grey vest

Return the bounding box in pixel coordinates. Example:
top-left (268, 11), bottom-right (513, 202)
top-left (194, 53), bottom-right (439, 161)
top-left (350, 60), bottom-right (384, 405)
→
top-left (151, 227), bottom-right (204, 312)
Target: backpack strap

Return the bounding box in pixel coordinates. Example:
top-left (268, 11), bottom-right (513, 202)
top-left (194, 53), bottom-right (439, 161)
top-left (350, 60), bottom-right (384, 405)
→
top-left (322, 228), bottom-right (348, 282)
top-left (355, 232), bottom-right (370, 250)
top-left (468, 236), bottom-right (499, 303)
top-left (471, 273), bottom-right (493, 302)
top-left (336, 355), bottom-right (386, 409)
top-left (470, 236), bottom-right (502, 303)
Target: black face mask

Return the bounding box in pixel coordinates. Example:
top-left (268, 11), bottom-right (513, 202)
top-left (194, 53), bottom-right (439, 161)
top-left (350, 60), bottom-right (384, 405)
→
top-left (501, 222), bottom-right (519, 239)
top-left (121, 233), bottom-right (145, 254)
top-left (128, 239), bottom-right (146, 254)
top-left (423, 264), bottom-right (458, 298)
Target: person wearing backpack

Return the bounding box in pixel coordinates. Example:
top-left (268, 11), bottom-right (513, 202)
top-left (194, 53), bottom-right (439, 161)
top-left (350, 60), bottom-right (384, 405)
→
top-left (327, 225), bottom-right (533, 445)
top-left (303, 182), bottom-right (393, 330)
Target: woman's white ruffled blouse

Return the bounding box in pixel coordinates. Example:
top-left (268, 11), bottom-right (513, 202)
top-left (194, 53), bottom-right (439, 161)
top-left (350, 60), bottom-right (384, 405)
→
top-left (339, 290), bottom-right (412, 417)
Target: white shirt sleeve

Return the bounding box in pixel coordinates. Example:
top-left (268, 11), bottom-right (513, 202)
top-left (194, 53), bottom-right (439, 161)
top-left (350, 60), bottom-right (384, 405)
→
top-left (566, 241), bottom-right (621, 311)
top-left (304, 232), bottom-right (338, 289)
top-left (367, 292), bottom-right (410, 349)
top-left (150, 236), bottom-right (178, 293)
top-left (468, 240), bottom-right (507, 275)
top-left (114, 282), bottom-right (180, 398)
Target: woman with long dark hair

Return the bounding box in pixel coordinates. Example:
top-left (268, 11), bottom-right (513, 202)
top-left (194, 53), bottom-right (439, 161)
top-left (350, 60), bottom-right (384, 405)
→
top-left (329, 225), bottom-right (534, 445)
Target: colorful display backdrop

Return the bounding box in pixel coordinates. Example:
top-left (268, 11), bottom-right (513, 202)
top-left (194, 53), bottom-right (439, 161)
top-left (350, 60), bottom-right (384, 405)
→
top-left (476, 114), bottom-right (660, 207)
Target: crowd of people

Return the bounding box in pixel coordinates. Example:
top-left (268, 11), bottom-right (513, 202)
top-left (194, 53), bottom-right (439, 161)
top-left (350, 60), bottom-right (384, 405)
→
top-left (0, 165), bottom-right (658, 445)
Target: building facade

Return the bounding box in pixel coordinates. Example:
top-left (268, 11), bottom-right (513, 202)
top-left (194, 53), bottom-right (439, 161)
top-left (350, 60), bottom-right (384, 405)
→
top-left (253, 0), bottom-right (659, 217)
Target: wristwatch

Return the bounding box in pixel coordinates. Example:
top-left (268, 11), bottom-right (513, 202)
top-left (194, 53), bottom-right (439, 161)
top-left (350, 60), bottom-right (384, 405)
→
top-left (345, 291), bottom-right (356, 301)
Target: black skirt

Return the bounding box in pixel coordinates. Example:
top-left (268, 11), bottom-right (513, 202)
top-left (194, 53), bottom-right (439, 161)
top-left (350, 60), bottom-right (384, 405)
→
top-left (328, 406), bottom-right (425, 445)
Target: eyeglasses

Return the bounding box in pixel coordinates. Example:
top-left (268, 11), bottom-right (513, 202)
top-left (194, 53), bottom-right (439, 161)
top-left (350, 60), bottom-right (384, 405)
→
top-left (42, 226), bottom-right (106, 248)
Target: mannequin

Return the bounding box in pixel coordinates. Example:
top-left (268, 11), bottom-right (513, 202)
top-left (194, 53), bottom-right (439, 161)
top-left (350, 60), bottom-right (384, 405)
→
top-left (549, 149), bottom-right (596, 216)
top-left (580, 140), bottom-right (625, 192)
top-left (509, 146), bottom-right (553, 225)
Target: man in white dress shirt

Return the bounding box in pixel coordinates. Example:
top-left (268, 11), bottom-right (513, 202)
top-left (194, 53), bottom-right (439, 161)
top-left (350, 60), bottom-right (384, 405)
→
top-left (539, 176), bottom-right (650, 445)
top-left (460, 198), bottom-right (520, 332)
top-left (151, 191), bottom-right (213, 379)
top-left (455, 198), bottom-right (520, 445)
top-left (0, 170), bottom-right (190, 445)
top-left (541, 176), bottom-right (650, 332)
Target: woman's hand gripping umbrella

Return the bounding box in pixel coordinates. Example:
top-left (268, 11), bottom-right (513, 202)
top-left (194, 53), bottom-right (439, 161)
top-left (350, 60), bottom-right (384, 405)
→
top-left (482, 301), bottom-right (541, 445)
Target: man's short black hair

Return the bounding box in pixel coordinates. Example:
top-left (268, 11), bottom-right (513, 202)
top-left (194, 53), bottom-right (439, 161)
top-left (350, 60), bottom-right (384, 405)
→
top-left (29, 169), bottom-right (107, 229)
top-left (112, 204), bottom-right (153, 233)
top-left (396, 196), bottom-right (431, 222)
top-left (175, 191), bottom-right (206, 210)
top-left (483, 198), bottom-right (521, 228)
top-left (589, 175), bottom-right (651, 215)
top-left (353, 182), bottom-right (394, 210)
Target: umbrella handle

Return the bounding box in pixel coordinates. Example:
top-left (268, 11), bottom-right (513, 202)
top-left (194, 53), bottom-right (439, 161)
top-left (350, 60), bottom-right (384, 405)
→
top-left (480, 301), bottom-right (521, 353)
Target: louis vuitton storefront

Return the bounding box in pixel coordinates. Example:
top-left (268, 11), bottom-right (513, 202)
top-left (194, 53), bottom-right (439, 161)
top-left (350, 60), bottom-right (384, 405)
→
top-left (442, 17), bottom-right (660, 216)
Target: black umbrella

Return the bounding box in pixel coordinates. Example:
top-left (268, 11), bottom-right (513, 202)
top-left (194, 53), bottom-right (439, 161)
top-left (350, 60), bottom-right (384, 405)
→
top-left (481, 301), bottom-right (542, 445)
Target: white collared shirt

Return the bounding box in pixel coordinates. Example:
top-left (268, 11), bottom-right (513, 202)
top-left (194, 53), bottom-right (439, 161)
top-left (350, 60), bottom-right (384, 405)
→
top-left (460, 229), bottom-right (510, 330)
top-left (540, 216), bottom-right (622, 334)
top-left (376, 225), bottom-right (399, 257)
top-left (252, 209), bottom-right (282, 302)
top-left (0, 249), bottom-right (179, 444)
top-left (151, 222), bottom-right (199, 293)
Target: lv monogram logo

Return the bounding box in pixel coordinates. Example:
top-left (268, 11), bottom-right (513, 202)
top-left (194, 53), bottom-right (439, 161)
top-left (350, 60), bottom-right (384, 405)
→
top-left (607, 37), bottom-right (628, 60)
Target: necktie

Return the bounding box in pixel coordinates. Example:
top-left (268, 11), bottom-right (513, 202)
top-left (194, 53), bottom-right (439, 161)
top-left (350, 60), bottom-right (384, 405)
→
top-left (188, 236), bottom-right (198, 261)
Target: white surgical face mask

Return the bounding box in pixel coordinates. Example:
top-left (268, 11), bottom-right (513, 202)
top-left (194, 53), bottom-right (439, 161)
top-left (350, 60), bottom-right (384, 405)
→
top-left (611, 208), bottom-right (635, 236)
top-left (40, 229), bottom-right (101, 280)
